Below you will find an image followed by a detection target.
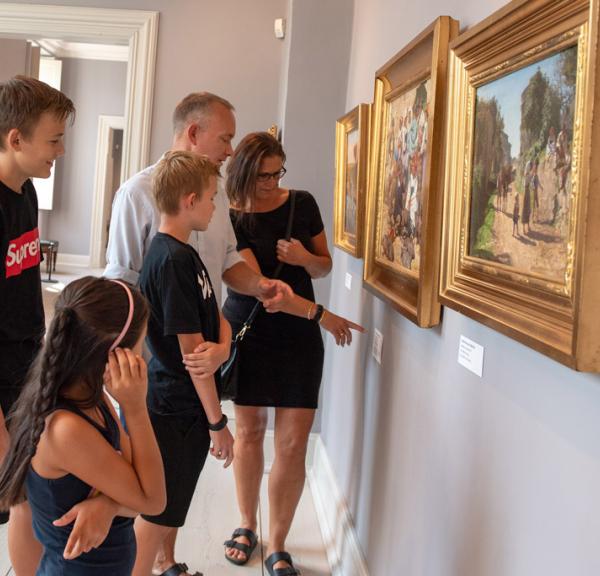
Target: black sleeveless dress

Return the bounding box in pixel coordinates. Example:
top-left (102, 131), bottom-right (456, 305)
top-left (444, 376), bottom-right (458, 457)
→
top-left (26, 401), bottom-right (135, 575)
top-left (223, 190), bottom-right (325, 408)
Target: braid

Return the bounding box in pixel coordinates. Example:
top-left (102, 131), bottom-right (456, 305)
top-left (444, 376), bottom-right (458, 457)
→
top-left (28, 307), bottom-right (76, 456)
top-left (0, 276), bottom-right (149, 509)
top-left (0, 308), bottom-right (75, 507)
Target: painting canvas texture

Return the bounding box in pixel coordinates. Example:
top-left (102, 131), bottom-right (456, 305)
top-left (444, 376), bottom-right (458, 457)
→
top-left (344, 128), bottom-right (360, 240)
top-left (375, 78), bottom-right (431, 276)
top-left (469, 46), bottom-right (577, 283)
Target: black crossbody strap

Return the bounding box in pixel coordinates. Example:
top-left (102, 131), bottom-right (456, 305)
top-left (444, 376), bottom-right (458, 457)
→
top-left (235, 190), bottom-right (297, 341)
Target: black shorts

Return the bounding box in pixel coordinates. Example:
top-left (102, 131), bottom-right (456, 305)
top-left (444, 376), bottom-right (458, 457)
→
top-left (0, 338), bottom-right (41, 416)
top-left (0, 340), bottom-right (41, 525)
top-left (141, 410), bottom-right (211, 528)
top-left (0, 382), bottom-right (21, 525)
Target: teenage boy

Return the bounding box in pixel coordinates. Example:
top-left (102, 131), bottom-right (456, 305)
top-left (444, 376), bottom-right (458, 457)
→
top-left (134, 151), bottom-right (233, 576)
top-left (105, 93), bottom-right (291, 575)
top-left (0, 75), bottom-right (74, 574)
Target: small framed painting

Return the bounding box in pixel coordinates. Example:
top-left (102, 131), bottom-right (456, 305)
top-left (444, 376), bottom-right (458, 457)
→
top-left (333, 103), bottom-right (370, 257)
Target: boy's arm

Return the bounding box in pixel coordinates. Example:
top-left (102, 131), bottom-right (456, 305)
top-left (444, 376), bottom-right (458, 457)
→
top-left (178, 333), bottom-right (234, 467)
top-left (182, 313), bottom-right (231, 377)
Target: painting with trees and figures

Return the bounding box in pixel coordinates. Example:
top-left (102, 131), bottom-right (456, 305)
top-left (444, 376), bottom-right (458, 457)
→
top-left (469, 45), bottom-right (577, 283)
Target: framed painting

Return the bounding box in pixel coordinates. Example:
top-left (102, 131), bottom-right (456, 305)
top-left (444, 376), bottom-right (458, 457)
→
top-left (440, 0), bottom-right (600, 370)
top-left (333, 103), bottom-right (370, 257)
top-left (364, 16), bottom-right (459, 326)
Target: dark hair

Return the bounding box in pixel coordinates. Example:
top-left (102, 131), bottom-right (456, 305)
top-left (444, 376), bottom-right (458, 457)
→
top-left (172, 92), bottom-right (234, 136)
top-left (226, 131), bottom-right (286, 213)
top-left (0, 75), bottom-right (75, 151)
top-left (0, 276), bottom-right (148, 507)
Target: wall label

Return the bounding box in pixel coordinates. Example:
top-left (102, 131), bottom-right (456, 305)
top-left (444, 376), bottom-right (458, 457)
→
top-left (458, 335), bottom-right (484, 377)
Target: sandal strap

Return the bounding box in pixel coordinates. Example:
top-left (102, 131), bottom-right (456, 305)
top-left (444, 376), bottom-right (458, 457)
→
top-left (223, 527), bottom-right (258, 552)
top-left (265, 551), bottom-right (300, 575)
top-left (158, 563), bottom-right (200, 576)
top-left (231, 527), bottom-right (257, 543)
top-left (274, 569), bottom-right (301, 576)
top-left (223, 539), bottom-right (252, 553)
top-left (266, 551), bottom-right (292, 567)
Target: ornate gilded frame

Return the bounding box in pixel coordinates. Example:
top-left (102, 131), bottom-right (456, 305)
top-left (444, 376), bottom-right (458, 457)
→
top-left (333, 104), bottom-right (370, 257)
top-left (364, 16), bottom-right (459, 326)
top-left (440, 0), bottom-right (600, 370)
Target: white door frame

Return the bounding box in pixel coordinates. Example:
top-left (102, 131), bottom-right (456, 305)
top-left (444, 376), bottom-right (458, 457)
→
top-left (90, 115), bottom-right (124, 268)
top-left (0, 3), bottom-right (158, 181)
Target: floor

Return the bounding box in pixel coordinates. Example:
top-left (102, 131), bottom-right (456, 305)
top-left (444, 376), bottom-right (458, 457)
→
top-left (0, 267), bottom-right (331, 575)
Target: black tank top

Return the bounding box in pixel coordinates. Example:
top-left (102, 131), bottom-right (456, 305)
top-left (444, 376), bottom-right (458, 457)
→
top-left (25, 400), bottom-right (136, 575)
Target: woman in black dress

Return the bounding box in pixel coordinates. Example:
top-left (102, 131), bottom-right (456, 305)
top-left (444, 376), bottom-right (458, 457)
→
top-left (222, 132), bottom-right (363, 575)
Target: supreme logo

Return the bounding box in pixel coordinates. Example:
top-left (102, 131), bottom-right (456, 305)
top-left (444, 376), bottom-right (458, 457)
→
top-left (5, 228), bottom-right (41, 278)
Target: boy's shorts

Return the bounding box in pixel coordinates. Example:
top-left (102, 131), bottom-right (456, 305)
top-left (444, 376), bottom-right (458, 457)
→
top-left (141, 410), bottom-right (211, 528)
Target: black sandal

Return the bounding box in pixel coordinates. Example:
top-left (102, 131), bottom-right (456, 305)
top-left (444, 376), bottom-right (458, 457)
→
top-left (224, 527), bottom-right (258, 566)
top-left (264, 551), bottom-right (301, 575)
top-left (156, 562), bottom-right (202, 576)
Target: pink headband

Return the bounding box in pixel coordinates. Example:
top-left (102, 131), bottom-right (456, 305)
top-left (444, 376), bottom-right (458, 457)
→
top-left (109, 280), bottom-right (134, 352)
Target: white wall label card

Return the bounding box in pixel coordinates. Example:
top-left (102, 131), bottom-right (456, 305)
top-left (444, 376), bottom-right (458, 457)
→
top-left (458, 335), bottom-right (484, 377)
top-left (372, 329), bottom-right (383, 365)
top-left (345, 272), bottom-right (352, 290)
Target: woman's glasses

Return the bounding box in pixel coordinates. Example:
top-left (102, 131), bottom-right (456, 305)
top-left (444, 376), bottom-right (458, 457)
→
top-left (256, 167), bottom-right (287, 182)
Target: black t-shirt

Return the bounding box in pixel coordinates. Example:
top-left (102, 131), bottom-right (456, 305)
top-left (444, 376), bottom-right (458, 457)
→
top-left (0, 179), bottom-right (44, 381)
top-left (139, 232), bottom-right (220, 417)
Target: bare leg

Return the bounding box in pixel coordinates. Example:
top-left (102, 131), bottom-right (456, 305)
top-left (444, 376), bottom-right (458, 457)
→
top-left (132, 516), bottom-right (171, 576)
top-left (153, 527), bottom-right (191, 574)
top-left (225, 405), bottom-right (267, 563)
top-left (267, 408), bottom-right (315, 571)
top-left (8, 501), bottom-right (42, 576)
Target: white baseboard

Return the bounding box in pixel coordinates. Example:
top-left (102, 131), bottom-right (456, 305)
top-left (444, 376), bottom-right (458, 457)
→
top-left (308, 436), bottom-right (370, 576)
top-left (56, 253), bottom-right (90, 268)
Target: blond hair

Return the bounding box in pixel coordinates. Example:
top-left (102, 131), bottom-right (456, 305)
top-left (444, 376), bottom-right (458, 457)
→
top-left (172, 92), bottom-right (234, 136)
top-left (0, 75), bottom-right (75, 151)
top-left (153, 151), bottom-right (220, 215)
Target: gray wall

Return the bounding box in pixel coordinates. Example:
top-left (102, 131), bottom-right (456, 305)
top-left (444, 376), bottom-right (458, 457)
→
top-left (1, 0), bottom-right (290, 255)
top-left (322, 1), bottom-right (600, 575)
top-left (280, 0), bottom-right (354, 307)
top-left (0, 38), bottom-right (29, 80)
top-left (0, 0), bottom-right (289, 161)
top-left (44, 58), bottom-right (127, 254)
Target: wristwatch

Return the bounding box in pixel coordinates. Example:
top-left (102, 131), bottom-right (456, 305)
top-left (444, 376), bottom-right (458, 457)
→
top-left (208, 413), bottom-right (228, 431)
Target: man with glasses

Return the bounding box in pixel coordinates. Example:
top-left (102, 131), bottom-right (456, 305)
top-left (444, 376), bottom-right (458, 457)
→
top-left (104, 92), bottom-right (291, 576)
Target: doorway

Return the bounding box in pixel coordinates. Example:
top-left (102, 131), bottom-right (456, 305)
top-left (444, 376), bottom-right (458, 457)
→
top-left (0, 2), bottom-right (158, 182)
top-left (90, 115), bottom-right (125, 268)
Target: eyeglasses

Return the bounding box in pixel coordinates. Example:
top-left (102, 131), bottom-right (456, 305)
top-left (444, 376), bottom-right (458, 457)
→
top-left (256, 167), bottom-right (287, 182)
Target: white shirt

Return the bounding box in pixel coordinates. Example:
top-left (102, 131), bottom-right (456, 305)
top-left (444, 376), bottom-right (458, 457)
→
top-left (103, 160), bottom-right (242, 304)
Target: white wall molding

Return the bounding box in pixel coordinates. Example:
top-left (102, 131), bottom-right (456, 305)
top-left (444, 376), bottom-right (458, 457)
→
top-left (56, 252), bottom-right (90, 269)
top-left (0, 3), bottom-right (158, 179)
top-left (36, 39), bottom-right (129, 62)
top-left (89, 115), bottom-right (125, 268)
top-left (308, 437), bottom-right (370, 576)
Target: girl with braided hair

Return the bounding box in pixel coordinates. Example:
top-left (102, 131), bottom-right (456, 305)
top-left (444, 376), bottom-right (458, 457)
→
top-left (0, 276), bottom-right (166, 575)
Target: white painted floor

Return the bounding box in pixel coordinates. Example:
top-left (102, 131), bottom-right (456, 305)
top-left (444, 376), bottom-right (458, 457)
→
top-left (0, 457), bottom-right (331, 575)
top-left (0, 266), bottom-right (331, 575)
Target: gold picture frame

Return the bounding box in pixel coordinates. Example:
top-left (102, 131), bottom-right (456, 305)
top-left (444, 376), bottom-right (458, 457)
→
top-left (333, 104), bottom-right (370, 257)
top-left (364, 16), bottom-right (459, 327)
top-left (440, 0), bottom-right (600, 370)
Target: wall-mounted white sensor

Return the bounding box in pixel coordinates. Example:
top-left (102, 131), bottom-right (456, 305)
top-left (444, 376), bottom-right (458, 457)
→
top-left (274, 18), bottom-right (286, 39)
